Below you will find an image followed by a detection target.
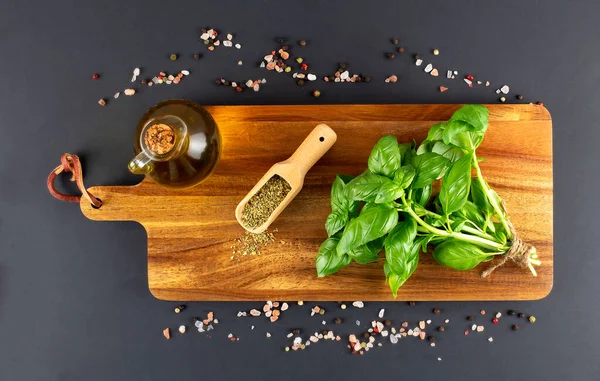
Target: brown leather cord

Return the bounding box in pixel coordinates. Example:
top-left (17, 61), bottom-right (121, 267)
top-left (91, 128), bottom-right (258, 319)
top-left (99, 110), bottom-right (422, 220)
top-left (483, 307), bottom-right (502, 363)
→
top-left (47, 153), bottom-right (102, 208)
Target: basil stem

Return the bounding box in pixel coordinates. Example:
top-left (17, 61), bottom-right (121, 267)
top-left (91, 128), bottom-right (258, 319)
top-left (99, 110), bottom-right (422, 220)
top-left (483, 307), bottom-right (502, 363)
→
top-left (471, 152), bottom-right (512, 239)
top-left (401, 196), bottom-right (507, 251)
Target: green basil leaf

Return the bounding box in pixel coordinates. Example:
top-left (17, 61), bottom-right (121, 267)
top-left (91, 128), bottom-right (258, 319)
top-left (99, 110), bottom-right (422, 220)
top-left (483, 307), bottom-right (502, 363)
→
top-left (394, 165), bottom-right (416, 189)
top-left (398, 143), bottom-right (413, 162)
top-left (420, 234), bottom-right (436, 252)
top-left (411, 152), bottom-right (449, 189)
top-left (349, 237), bottom-right (384, 264)
top-left (431, 140), bottom-right (465, 162)
top-left (387, 271), bottom-right (405, 298)
top-left (432, 239), bottom-right (491, 270)
top-left (346, 173), bottom-right (393, 202)
top-left (439, 153), bottom-right (472, 216)
top-left (450, 104), bottom-right (489, 133)
top-left (368, 136), bottom-right (401, 179)
top-left (316, 237), bottom-right (352, 277)
top-left (414, 184), bottom-right (432, 206)
top-left (325, 212), bottom-right (348, 237)
top-left (330, 175), bottom-right (350, 213)
top-left (337, 204), bottom-right (398, 255)
top-left (427, 122), bottom-right (446, 141)
top-left (384, 218), bottom-right (418, 275)
top-left (374, 182), bottom-right (405, 204)
top-left (470, 179), bottom-right (493, 213)
top-left (453, 200), bottom-right (486, 227)
top-left (416, 140), bottom-right (433, 155)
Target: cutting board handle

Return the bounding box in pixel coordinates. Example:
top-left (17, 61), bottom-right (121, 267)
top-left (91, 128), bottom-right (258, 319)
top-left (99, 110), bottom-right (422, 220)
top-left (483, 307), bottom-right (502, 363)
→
top-left (288, 124), bottom-right (337, 176)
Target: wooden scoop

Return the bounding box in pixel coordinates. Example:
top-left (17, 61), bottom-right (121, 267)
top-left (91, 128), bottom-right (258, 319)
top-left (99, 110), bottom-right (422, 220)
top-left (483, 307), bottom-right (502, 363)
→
top-left (235, 124), bottom-right (337, 234)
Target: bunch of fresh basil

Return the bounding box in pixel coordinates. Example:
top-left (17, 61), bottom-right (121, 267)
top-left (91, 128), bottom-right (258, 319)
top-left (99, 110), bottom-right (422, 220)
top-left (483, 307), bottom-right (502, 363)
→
top-left (315, 105), bottom-right (541, 297)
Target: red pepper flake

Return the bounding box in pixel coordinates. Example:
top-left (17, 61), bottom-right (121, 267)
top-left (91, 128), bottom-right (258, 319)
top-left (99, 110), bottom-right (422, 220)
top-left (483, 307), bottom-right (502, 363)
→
top-left (465, 74), bottom-right (474, 81)
top-left (91, 73), bottom-right (100, 80)
top-left (492, 317), bottom-right (499, 324)
top-left (373, 327), bottom-right (379, 333)
top-left (301, 63), bottom-right (308, 71)
top-left (464, 329), bottom-right (469, 336)
top-left (537, 101), bottom-right (544, 106)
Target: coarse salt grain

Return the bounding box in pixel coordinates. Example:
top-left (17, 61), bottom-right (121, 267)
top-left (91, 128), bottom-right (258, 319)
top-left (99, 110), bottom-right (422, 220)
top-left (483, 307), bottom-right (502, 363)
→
top-left (472, 324), bottom-right (477, 331)
top-left (431, 343), bottom-right (436, 347)
top-left (238, 61), bottom-right (243, 65)
top-left (426, 320), bottom-right (432, 325)
top-left (181, 70), bottom-right (190, 76)
top-left (124, 89), bottom-right (136, 96)
top-left (424, 63), bottom-right (433, 73)
top-left (235, 43), bottom-right (241, 49)
top-left (294, 337), bottom-right (302, 345)
top-left (179, 325), bottom-right (186, 334)
top-left (287, 333), bottom-right (293, 338)
top-left (381, 330), bottom-right (389, 337)
top-left (266, 332), bottom-right (271, 338)
top-left (488, 337), bottom-right (494, 342)
top-left (415, 59), bottom-right (423, 66)
top-left (500, 85), bottom-right (510, 94)
top-left (281, 303), bottom-right (289, 311)
top-left (447, 70), bottom-right (453, 79)
top-left (430, 68), bottom-right (439, 76)
top-left (307, 74), bottom-right (317, 81)
top-left (496, 312), bottom-right (502, 318)
top-left (419, 321), bottom-right (425, 329)
top-left (477, 325), bottom-right (485, 332)
top-left (322, 320), bottom-right (326, 325)
top-left (444, 319), bottom-right (449, 323)
top-left (114, 92), bottom-right (120, 99)
top-left (390, 335), bottom-right (398, 344)
top-left (352, 301), bottom-right (364, 308)
top-left (356, 320), bottom-right (360, 326)
top-left (379, 309), bottom-right (385, 319)
top-left (223, 41), bottom-right (233, 48)
top-left (227, 333), bottom-right (233, 338)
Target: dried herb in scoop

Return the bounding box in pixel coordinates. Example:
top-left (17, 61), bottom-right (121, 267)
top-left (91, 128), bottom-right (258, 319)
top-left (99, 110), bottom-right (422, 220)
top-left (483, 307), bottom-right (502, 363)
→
top-left (242, 175), bottom-right (291, 229)
top-left (316, 105), bottom-right (541, 297)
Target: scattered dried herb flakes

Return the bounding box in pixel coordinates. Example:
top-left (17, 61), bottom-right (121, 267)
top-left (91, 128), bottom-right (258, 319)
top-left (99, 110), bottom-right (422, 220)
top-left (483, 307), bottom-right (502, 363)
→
top-left (230, 229), bottom-right (277, 261)
top-left (241, 175), bottom-right (291, 229)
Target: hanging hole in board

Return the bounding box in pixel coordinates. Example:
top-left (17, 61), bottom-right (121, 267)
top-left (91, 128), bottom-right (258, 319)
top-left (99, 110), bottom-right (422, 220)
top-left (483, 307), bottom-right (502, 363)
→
top-left (319, 136), bottom-right (325, 142)
top-left (91, 198), bottom-right (103, 209)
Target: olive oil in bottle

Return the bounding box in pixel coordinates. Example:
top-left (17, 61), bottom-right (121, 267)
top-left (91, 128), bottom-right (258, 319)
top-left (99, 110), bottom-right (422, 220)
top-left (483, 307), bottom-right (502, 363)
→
top-left (128, 99), bottom-right (221, 188)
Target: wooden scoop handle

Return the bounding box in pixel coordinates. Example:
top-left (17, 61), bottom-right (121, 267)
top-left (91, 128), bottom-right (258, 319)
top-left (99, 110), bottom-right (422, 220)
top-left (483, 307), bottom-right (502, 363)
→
top-left (287, 124), bottom-right (337, 176)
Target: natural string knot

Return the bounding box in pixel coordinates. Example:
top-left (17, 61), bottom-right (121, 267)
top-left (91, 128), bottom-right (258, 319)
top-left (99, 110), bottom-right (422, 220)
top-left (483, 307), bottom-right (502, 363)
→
top-left (47, 153), bottom-right (102, 208)
top-left (481, 204), bottom-right (540, 278)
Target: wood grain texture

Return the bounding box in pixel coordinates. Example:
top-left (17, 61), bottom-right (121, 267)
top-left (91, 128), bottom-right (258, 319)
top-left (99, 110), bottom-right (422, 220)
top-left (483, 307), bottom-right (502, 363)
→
top-left (80, 104), bottom-right (553, 301)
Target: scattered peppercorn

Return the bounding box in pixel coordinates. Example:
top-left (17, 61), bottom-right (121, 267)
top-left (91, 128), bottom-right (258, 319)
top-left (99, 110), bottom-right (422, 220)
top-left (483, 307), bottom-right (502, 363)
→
top-left (334, 317), bottom-right (342, 324)
top-left (169, 54), bottom-right (178, 61)
top-left (362, 332), bottom-right (370, 339)
top-left (508, 310), bottom-right (516, 316)
top-left (433, 49), bottom-right (440, 55)
top-left (312, 90), bottom-right (321, 98)
top-left (281, 45), bottom-right (289, 51)
top-left (518, 313), bottom-right (525, 319)
top-left (339, 63), bottom-right (347, 70)
top-left (516, 94), bottom-right (523, 100)
top-left (319, 308), bottom-right (325, 315)
top-left (500, 96), bottom-right (506, 103)
top-left (296, 57), bottom-right (303, 64)
top-left (480, 310), bottom-right (486, 315)
top-left (512, 324), bottom-right (519, 331)
top-left (528, 316), bottom-right (536, 323)
top-left (408, 301), bottom-right (415, 307)
top-left (387, 53), bottom-right (396, 60)
top-left (397, 47), bottom-right (405, 53)
top-left (364, 76), bottom-right (371, 83)
top-left (433, 308), bottom-right (441, 315)
top-left (384, 320), bottom-right (392, 326)
top-left (428, 336), bottom-right (435, 343)
top-left (298, 40), bottom-right (307, 47)
top-left (293, 328), bottom-right (301, 335)
top-left (492, 318), bottom-right (499, 324)
top-left (91, 73), bottom-right (100, 80)
top-left (438, 326), bottom-right (445, 332)
top-left (536, 101), bottom-right (544, 106)
top-left (467, 315), bottom-right (475, 321)
top-left (276, 38), bottom-right (284, 43)
top-left (193, 53), bottom-right (201, 60)
top-left (391, 38), bottom-right (399, 45)
top-left (297, 79), bottom-right (305, 86)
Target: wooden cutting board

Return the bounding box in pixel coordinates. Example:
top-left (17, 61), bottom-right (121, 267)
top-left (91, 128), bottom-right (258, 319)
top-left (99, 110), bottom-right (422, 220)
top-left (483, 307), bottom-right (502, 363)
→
top-left (80, 104), bottom-right (553, 301)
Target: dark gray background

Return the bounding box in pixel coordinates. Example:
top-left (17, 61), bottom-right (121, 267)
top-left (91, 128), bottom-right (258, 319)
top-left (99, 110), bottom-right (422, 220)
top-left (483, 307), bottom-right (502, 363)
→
top-left (1, 0), bottom-right (598, 380)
